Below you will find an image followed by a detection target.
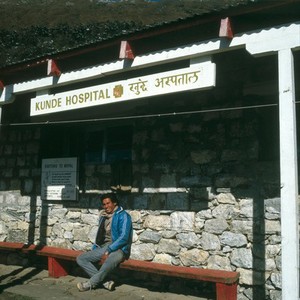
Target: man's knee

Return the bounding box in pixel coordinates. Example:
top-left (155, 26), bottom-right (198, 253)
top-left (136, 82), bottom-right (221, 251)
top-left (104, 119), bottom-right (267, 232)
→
top-left (76, 253), bottom-right (84, 265)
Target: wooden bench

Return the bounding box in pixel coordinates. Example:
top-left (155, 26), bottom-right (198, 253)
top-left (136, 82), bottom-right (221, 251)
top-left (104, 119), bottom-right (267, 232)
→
top-left (0, 241), bottom-right (239, 300)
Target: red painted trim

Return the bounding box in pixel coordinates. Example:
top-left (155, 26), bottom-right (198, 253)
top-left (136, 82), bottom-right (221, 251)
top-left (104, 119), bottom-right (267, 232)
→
top-left (0, 241), bottom-right (25, 250)
top-left (120, 259), bottom-right (239, 284)
top-left (216, 282), bottom-right (238, 300)
top-left (47, 59), bottom-right (61, 77)
top-left (48, 257), bottom-right (69, 278)
top-left (219, 17), bottom-right (234, 39)
top-left (119, 41), bottom-right (135, 60)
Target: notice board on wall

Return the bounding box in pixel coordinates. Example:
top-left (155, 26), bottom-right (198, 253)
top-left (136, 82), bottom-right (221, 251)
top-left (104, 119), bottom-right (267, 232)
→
top-left (41, 157), bottom-right (78, 201)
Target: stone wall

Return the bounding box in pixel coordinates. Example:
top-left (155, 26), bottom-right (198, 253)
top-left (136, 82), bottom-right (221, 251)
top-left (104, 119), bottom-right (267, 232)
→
top-left (0, 109), bottom-right (283, 300)
top-left (0, 190), bottom-right (282, 300)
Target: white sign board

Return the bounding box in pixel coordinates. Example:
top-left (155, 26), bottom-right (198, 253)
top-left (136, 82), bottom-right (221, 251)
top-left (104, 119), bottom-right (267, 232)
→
top-left (30, 62), bottom-right (216, 116)
top-left (41, 157), bottom-right (78, 201)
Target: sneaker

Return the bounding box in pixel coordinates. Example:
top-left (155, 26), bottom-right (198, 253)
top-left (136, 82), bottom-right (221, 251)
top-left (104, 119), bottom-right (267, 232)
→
top-left (77, 281), bottom-right (92, 292)
top-left (103, 280), bottom-right (115, 291)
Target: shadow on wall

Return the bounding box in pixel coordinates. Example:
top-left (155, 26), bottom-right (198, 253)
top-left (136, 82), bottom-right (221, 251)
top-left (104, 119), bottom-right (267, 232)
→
top-left (246, 185), bottom-right (267, 300)
top-left (27, 196), bottom-right (48, 246)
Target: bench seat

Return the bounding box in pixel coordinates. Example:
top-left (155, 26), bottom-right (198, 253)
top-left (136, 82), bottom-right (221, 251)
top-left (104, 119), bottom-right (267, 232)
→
top-left (0, 241), bottom-right (239, 300)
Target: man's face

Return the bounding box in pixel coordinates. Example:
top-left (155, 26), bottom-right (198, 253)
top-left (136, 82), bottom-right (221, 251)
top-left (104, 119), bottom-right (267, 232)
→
top-left (102, 197), bottom-right (117, 214)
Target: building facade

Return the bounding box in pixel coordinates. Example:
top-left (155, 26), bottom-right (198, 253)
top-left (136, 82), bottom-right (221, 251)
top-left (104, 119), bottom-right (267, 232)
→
top-left (0, 1), bottom-right (300, 299)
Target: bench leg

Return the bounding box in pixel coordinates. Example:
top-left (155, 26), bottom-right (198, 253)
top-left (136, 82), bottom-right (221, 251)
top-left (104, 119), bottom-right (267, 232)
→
top-left (48, 257), bottom-right (69, 278)
top-left (216, 282), bottom-right (237, 300)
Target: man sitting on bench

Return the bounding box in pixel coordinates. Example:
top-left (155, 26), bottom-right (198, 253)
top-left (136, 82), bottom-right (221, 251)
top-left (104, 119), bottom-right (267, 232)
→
top-left (76, 193), bottom-right (133, 292)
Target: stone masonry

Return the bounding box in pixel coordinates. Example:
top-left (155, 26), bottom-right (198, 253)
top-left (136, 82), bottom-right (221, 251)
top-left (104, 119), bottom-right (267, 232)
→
top-left (0, 109), bottom-right (284, 300)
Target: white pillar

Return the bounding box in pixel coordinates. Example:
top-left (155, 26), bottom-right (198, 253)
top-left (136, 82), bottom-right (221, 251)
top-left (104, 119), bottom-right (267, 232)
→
top-left (278, 48), bottom-right (299, 300)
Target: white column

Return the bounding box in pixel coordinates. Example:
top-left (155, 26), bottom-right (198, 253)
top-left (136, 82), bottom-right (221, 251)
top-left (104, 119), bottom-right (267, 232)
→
top-left (278, 48), bottom-right (299, 300)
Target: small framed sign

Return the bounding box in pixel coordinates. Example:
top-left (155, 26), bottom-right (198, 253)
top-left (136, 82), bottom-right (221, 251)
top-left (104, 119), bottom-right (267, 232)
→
top-left (41, 157), bottom-right (78, 201)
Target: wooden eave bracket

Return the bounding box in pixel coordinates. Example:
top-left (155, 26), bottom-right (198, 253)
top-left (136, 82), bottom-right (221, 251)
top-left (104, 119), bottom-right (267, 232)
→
top-left (47, 59), bottom-right (61, 77)
top-left (0, 80), bottom-right (4, 98)
top-left (219, 17), bottom-right (234, 39)
top-left (119, 41), bottom-right (135, 60)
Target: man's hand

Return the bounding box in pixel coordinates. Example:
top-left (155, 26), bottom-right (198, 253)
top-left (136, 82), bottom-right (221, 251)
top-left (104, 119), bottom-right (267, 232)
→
top-left (100, 251), bottom-right (109, 263)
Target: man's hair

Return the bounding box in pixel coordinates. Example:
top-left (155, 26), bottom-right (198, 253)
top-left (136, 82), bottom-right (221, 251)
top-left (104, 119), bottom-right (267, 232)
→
top-left (100, 193), bottom-right (119, 205)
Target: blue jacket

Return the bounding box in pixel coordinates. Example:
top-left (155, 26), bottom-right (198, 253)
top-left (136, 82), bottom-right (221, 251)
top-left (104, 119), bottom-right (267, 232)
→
top-left (95, 206), bottom-right (132, 258)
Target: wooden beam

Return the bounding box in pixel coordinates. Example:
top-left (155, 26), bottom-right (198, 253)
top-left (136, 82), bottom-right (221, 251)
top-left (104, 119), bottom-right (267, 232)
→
top-left (47, 59), bottom-right (61, 77)
top-left (219, 17), bottom-right (234, 39)
top-left (119, 41), bottom-right (135, 60)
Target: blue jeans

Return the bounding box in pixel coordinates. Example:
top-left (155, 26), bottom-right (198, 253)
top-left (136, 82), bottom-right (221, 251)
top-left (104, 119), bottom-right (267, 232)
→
top-left (76, 245), bottom-right (125, 287)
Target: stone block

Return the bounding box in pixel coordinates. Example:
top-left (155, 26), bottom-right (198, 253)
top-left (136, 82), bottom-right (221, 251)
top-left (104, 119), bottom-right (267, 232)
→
top-left (130, 243), bottom-right (156, 260)
top-left (132, 195), bottom-right (148, 209)
top-left (144, 215), bottom-right (171, 231)
top-left (0, 158), bottom-right (5, 166)
top-left (148, 194), bottom-right (166, 210)
top-left (157, 238), bottom-right (180, 255)
top-left (19, 169), bottom-right (30, 177)
top-left (0, 180), bottom-right (7, 191)
top-left (179, 248), bottom-right (209, 266)
top-left (170, 211), bottom-right (194, 231)
top-left (139, 230), bottom-right (162, 244)
top-left (191, 150), bottom-right (217, 164)
top-left (7, 158), bottom-right (15, 167)
top-left (10, 179), bottom-right (21, 190)
top-left (166, 193), bottom-right (189, 210)
top-left (26, 142), bottom-right (39, 154)
top-left (4, 145), bottom-right (13, 155)
top-left (3, 169), bottom-right (13, 178)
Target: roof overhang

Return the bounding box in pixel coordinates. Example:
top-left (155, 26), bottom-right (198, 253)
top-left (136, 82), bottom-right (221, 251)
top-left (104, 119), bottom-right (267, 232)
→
top-left (0, 0), bottom-right (299, 77)
top-left (0, 21), bottom-right (299, 105)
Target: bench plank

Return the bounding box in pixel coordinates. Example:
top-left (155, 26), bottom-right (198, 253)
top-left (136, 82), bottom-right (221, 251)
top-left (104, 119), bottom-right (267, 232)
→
top-left (119, 259), bottom-right (239, 284)
top-left (0, 241), bottom-right (25, 251)
top-left (0, 242), bottom-right (239, 300)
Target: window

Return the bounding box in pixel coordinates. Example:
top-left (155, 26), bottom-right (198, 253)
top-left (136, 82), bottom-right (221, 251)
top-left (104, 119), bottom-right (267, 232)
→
top-left (40, 126), bottom-right (80, 159)
top-left (84, 125), bottom-right (132, 164)
top-left (40, 124), bottom-right (133, 193)
top-left (41, 124), bottom-right (132, 164)
top-left (106, 126), bottom-right (132, 163)
top-left (85, 130), bottom-right (105, 164)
